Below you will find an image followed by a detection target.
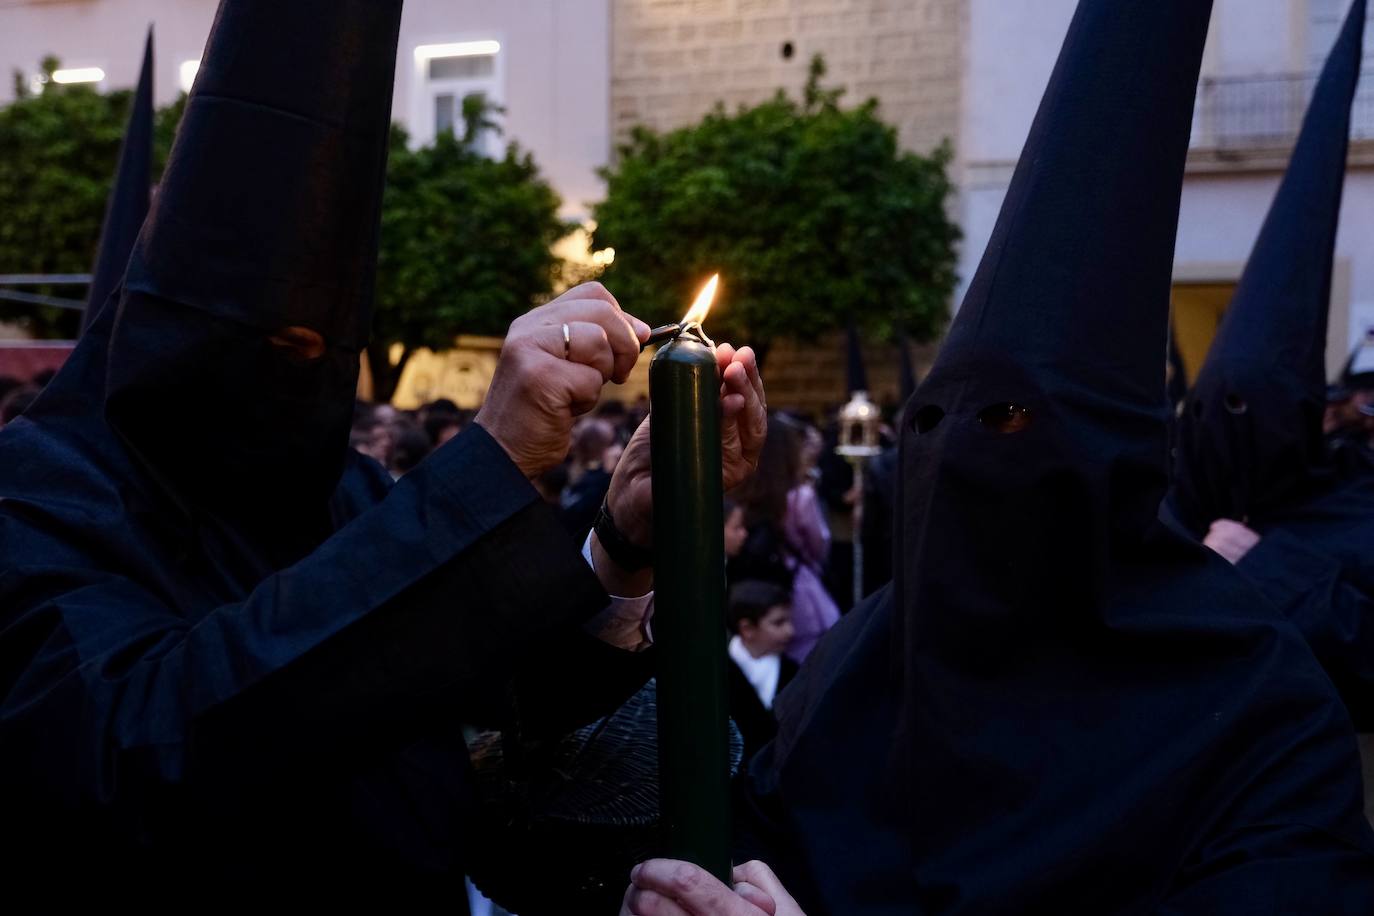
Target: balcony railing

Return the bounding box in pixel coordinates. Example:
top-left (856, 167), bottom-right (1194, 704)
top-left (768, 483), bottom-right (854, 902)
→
top-left (1192, 71), bottom-right (1374, 150)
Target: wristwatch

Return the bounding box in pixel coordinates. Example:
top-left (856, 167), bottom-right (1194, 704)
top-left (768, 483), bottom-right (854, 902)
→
top-left (593, 501), bottom-right (653, 572)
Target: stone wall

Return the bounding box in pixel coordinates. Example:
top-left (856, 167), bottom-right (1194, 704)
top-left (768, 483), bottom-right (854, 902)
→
top-left (611, 0), bottom-right (964, 156)
top-left (610, 0), bottom-right (961, 411)
top-left (758, 330), bottom-right (937, 419)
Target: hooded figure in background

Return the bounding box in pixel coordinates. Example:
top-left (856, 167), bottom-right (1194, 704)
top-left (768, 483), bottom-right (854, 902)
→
top-left (82, 28), bottom-right (153, 335)
top-left (0, 0), bottom-right (656, 890)
top-left (1168, 0), bottom-right (1374, 729)
top-left (1337, 335), bottom-right (1374, 397)
top-left (737, 0), bottom-right (1374, 911)
top-left (1326, 334), bottom-right (1374, 457)
top-left (1172, 0), bottom-right (1364, 534)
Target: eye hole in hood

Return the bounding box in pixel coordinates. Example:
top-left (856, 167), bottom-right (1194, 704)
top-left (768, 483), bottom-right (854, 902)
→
top-left (912, 405), bottom-right (945, 434)
top-left (977, 403), bottom-right (1034, 434)
top-left (268, 326), bottom-right (328, 361)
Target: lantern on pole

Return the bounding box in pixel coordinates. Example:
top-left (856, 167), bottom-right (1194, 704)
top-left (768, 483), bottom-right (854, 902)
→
top-left (835, 389), bottom-right (882, 607)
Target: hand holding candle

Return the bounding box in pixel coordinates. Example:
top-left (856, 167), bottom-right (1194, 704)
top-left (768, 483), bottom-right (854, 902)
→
top-left (715, 342), bottom-right (768, 483)
top-left (589, 276), bottom-right (770, 877)
top-left (602, 344), bottom-right (766, 553)
top-left (635, 276), bottom-right (755, 881)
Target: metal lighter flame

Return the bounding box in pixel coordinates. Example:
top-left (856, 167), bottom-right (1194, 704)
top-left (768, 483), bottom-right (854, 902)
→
top-left (641, 275), bottom-right (722, 351)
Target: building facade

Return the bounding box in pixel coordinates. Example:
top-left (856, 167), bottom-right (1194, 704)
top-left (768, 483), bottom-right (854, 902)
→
top-left (0, 0), bottom-right (612, 223)
top-left (7, 0), bottom-right (1370, 393)
top-left (611, 0), bottom-right (963, 156)
top-left (0, 0), bottom-right (963, 408)
top-left (962, 0), bottom-right (1374, 379)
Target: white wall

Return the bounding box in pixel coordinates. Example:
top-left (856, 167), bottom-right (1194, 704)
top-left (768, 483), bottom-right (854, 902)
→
top-left (0, 0), bottom-right (612, 219)
top-left (397, 0), bottom-right (611, 219)
top-left (957, 0), bottom-right (1074, 308)
top-left (958, 0), bottom-right (1370, 369)
top-left (1207, 0), bottom-right (1305, 77)
top-left (0, 0), bottom-right (218, 107)
top-left (961, 0), bottom-right (1074, 170)
top-left (1173, 170), bottom-right (1374, 374)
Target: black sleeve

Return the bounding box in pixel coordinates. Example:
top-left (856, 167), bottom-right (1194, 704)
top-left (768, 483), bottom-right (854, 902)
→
top-left (1239, 530), bottom-right (1374, 727)
top-left (1, 425), bottom-right (609, 824)
top-left (1159, 822), bottom-right (1374, 914)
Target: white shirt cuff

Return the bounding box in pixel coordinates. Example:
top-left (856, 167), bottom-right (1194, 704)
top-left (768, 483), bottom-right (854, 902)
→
top-left (582, 531), bottom-right (655, 650)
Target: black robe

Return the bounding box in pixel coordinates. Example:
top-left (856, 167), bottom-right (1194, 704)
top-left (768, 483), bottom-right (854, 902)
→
top-left (0, 0), bottom-right (652, 892)
top-left (737, 0), bottom-right (1374, 911)
top-left (740, 578), bottom-right (1374, 914)
top-left (0, 312), bottom-right (652, 888)
top-left (1168, 0), bottom-right (1374, 732)
top-left (1235, 464), bottom-right (1374, 729)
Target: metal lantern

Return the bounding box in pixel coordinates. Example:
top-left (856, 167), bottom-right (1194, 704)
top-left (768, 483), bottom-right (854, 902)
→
top-left (836, 390), bottom-right (882, 459)
top-left (835, 390), bottom-right (883, 607)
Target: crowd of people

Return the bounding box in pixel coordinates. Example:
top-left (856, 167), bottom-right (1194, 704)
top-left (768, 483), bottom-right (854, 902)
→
top-left (345, 389), bottom-right (872, 613)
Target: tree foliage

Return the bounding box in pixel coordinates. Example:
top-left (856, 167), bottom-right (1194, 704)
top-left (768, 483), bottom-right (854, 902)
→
top-left (592, 57), bottom-right (960, 347)
top-left (2, 61), bottom-right (129, 335)
top-left (1, 75), bottom-right (565, 405)
top-left (370, 96), bottom-right (568, 402)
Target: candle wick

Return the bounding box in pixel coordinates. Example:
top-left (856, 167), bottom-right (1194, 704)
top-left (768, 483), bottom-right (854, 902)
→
top-left (681, 322), bottom-right (716, 349)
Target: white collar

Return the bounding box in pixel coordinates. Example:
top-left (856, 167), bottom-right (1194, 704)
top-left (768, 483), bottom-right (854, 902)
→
top-left (729, 635), bottom-right (782, 709)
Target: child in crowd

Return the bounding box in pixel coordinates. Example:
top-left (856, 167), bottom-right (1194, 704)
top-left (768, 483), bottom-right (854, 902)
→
top-left (726, 580), bottom-right (798, 759)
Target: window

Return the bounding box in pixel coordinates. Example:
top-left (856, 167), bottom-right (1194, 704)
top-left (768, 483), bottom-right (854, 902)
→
top-left (411, 39), bottom-right (504, 154)
top-left (428, 54), bottom-right (496, 81)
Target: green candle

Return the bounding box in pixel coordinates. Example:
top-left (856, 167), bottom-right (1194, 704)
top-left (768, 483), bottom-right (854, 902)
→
top-left (651, 296), bottom-right (731, 882)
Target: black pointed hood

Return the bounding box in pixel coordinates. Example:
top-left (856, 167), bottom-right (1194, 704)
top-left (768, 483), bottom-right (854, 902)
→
top-left (752, 5), bottom-right (1374, 908)
top-left (83, 29), bottom-right (154, 335)
top-left (890, 0), bottom-right (1217, 884)
top-left (1173, 0), bottom-right (1366, 532)
top-left (104, 0), bottom-right (402, 540)
top-left (896, 0), bottom-right (1209, 617)
top-left (845, 319), bottom-right (868, 394)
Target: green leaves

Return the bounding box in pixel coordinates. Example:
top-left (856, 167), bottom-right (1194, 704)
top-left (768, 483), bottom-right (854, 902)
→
top-left (370, 117), bottom-right (567, 400)
top-left (592, 56), bottom-right (960, 347)
top-left (0, 79), bottom-right (563, 401)
top-left (0, 81), bottom-right (146, 337)
top-left (0, 73), bottom-right (184, 338)
top-left (3, 55), bottom-right (957, 392)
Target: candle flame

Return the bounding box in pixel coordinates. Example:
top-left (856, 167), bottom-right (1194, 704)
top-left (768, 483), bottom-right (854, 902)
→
top-left (680, 274), bottom-right (720, 327)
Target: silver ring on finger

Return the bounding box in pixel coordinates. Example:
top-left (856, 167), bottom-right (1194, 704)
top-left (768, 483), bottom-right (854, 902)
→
top-left (562, 322), bottom-right (572, 360)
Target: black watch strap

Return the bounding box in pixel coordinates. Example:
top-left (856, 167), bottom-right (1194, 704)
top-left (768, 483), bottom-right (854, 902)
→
top-left (593, 502), bottom-right (653, 572)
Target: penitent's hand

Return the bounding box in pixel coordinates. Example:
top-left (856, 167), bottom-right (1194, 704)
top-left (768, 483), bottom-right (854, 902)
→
top-left (603, 343), bottom-right (766, 549)
top-left (1203, 518), bottom-right (1261, 566)
top-left (714, 344), bottom-right (768, 494)
top-left (620, 859), bottom-right (807, 916)
top-left (730, 861), bottom-right (806, 916)
top-left (475, 283), bottom-right (649, 480)
top-left (591, 343), bottom-right (766, 600)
